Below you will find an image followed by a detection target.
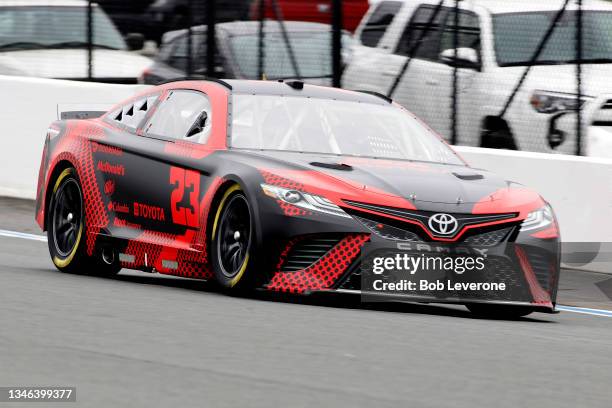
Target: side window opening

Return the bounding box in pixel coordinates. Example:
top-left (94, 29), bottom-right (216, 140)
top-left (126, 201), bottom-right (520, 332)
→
top-left (143, 90), bottom-right (212, 144)
top-left (360, 1), bottom-right (403, 48)
top-left (395, 5), bottom-right (447, 60)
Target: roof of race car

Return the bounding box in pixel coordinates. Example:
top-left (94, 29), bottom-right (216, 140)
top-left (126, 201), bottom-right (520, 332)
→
top-left (221, 79), bottom-right (390, 106)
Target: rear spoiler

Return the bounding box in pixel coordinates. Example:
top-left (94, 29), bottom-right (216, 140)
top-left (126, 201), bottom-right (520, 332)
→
top-left (56, 103), bottom-right (114, 121)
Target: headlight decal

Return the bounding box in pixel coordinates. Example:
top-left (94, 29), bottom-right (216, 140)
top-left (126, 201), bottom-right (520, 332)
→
top-left (520, 204), bottom-right (558, 238)
top-left (261, 183), bottom-right (351, 218)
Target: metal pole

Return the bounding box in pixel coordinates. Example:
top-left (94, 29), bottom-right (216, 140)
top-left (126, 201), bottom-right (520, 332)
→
top-left (451, 0), bottom-right (459, 145)
top-left (87, 0), bottom-right (93, 80)
top-left (270, 0), bottom-right (301, 79)
top-left (499, 0), bottom-right (571, 118)
top-left (186, 0), bottom-right (193, 76)
top-left (576, 0), bottom-right (583, 156)
top-left (206, 0), bottom-right (217, 77)
top-left (331, 0), bottom-right (343, 88)
top-left (258, 0), bottom-right (266, 79)
top-left (387, 0), bottom-right (445, 98)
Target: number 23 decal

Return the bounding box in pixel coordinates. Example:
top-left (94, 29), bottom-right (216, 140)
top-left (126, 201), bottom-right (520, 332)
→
top-left (170, 167), bottom-right (200, 228)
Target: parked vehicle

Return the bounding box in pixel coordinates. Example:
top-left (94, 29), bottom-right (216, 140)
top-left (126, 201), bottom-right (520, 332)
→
top-left (95, 0), bottom-right (155, 38)
top-left (249, 0), bottom-right (369, 32)
top-left (0, 0), bottom-right (153, 83)
top-left (140, 21), bottom-right (353, 85)
top-left (144, 0), bottom-right (251, 43)
top-left (343, 0), bottom-right (612, 158)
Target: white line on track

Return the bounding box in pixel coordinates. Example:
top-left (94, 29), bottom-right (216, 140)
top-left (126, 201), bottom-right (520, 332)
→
top-left (555, 305), bottom-right (612, 318)
top-left (0, 229), bottom-right (611, 317)
top-left (0, 229), bottom-right (47, 242)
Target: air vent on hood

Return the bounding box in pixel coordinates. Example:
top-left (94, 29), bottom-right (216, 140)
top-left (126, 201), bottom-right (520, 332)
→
top-left (453, 172), bottom-right (484, 181)
top-left (310, 162), bottom-right (353, 171)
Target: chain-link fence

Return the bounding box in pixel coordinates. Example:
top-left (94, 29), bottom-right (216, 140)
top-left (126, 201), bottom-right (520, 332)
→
top-left (345, 0), bottom-right (606, 157)
top-left (1, 0), bottom-right (609, 157)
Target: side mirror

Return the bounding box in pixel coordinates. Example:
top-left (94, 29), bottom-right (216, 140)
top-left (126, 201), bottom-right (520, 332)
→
top-left (439, 47), bottom-right (480, 70)
top-left (125, 33), bottom-right (145, 51)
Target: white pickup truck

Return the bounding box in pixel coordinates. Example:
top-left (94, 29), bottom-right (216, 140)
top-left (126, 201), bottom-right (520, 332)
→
top-left (343, 0), bottom-right (612, 158)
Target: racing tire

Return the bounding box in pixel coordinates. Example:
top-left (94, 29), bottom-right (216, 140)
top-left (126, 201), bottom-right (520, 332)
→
top-left (211, 185), bottom-right (257, 290)
top-left (466, 303), bottom-right (534, 319)
top-left (46, 168), bottom-right (121, 276)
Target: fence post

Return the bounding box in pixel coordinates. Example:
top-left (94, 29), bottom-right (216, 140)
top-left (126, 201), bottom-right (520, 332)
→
top-left (186, 0), bottom-right (193, 76)
top-left (451, 0), bottom-right (459, 145)
top-left (206, 0), bottom-right (217, 78)
top-left (87, 0), bottom-right (93, 80)
top-left (576, 0), bottom-right (583, 156)
top-left (331, 0), bottom-right (343, 88)
top-left (258, 0), bottom-right (266, 79)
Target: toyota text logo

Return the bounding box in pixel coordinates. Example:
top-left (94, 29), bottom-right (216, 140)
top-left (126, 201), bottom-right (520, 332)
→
top-left (428, 213), bottom-right (459, 235)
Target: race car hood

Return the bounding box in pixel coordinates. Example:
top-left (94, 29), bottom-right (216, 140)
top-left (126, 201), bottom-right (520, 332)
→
top-left (250, 151), bottom-right (533, 212)
top-left (0, 49), bottom-right (154, 80)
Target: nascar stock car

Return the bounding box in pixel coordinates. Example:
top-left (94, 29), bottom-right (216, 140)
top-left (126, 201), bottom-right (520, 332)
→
top-left (35, 79), bottom-right (560, 318)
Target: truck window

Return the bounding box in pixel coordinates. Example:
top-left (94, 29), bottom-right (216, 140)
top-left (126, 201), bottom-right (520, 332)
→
top-left (395, 4), bottom-right (447, 60)
top-left (360, 1), bottom-right (403, 47)
top-left (439, 10), bottom-right (481, 59)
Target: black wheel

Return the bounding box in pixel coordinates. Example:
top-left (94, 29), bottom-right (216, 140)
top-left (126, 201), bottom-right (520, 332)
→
top-left (481, 128), bottom-right (518, 150)
top-left (466, 304), bottom-right (534, 319)
top-left (211, 185), bottom-right (256, 290)
top-left (46, 168), bottom-right (120, 276)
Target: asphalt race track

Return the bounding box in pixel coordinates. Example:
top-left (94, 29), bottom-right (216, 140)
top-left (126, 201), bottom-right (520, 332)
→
top-left (1, 197), bottom-right (611, 408)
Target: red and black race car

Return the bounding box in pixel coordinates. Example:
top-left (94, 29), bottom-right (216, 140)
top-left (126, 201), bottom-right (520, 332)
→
top-left (35, 79), bottom-right (560, 318)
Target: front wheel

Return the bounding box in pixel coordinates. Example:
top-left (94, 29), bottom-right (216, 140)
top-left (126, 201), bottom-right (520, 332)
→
top-left (466, 303), bottom-right (534, 319)
top-left (46, 168), bottom-right (120, 276)
top-left (211, 185), bottom-right (257, 290)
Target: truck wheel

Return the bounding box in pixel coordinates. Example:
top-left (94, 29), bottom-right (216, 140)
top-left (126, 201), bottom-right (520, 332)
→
top-left (481, 128), bottom-right (518, 150)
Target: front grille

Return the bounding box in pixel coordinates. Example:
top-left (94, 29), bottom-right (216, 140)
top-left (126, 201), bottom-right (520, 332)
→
top-left (354, 215), bottom-right (422, 242)
top-left (280, 236), bottom-right (342, 272)
top-left (351, 210), bottom-right (515, 247)
top-left (463, 227), bottom-right (513, 247)
top-left (343, 200), bottom-right (516, 239)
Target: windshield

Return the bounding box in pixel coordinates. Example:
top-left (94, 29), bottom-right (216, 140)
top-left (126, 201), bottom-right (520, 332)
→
top-left (0, 6), bottom-right (126, 51)
top-left (228, 32), bottom-right (351, 79)
top-left (493, 11), bottom-right (612, 67)
top-left (230, 94), bottom-right (464, 165)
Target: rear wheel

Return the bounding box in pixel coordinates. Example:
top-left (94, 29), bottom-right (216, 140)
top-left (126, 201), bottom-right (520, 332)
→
top-left (211, 185), bottom-right (256, 290)
top-left (466, 303), bottom-right (534, 319)
top-left (47, 168), bottom-right (120, 276)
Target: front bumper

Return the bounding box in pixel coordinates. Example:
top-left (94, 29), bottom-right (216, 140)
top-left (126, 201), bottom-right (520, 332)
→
top-left (261, 218), bottom-right (560, 312)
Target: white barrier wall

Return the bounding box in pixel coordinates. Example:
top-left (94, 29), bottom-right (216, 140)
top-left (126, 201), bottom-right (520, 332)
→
top-left (455, 146), bottom-right (612, 273)
top-left (0, 75), bottom-right (147, 199)
top-left (0, 75), bottom-right (610, 272)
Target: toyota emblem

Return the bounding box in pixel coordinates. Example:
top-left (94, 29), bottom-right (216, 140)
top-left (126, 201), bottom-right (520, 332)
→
top-left (428, 213), bottom-right (459, 235)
